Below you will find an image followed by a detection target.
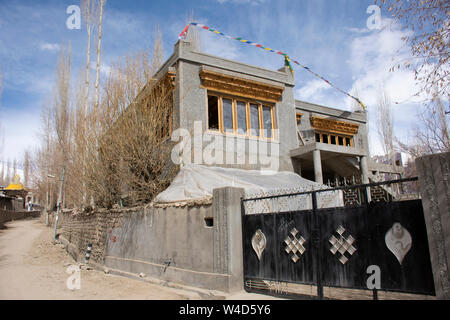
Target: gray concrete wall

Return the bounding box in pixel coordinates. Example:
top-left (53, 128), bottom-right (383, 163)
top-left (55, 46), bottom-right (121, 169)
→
top-left (47, 186), bottom-right (247, 292)
top-left (103, 187), bottom-right (245, 292)
top-left (416, 152), bottom-right (450, 299)
top-left (103, 204), bottom-right (227, 290)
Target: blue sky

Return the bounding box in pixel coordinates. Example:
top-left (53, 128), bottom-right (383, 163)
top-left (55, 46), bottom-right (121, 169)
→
top-left (0, 0), bottom-right (431, 169)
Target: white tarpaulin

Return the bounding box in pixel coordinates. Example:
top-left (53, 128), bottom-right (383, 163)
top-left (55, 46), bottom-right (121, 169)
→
top-left (154, 165), bottom-right (343, 212)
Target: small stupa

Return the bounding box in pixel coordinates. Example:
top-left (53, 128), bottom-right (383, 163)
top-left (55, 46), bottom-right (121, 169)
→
top-left (3, 174), bottom-right (28, 199)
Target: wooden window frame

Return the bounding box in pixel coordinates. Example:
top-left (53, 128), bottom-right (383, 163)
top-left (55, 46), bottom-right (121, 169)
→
top-left (206, 92), bottom-right (276, 140)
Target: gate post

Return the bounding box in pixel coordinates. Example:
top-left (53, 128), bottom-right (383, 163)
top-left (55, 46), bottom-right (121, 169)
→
top-left (312, 191), bottom-right (323, 299)
top-left (416, 152), bottom-right (450, 300)
top-left (212, 187), bottom-right (246, 293)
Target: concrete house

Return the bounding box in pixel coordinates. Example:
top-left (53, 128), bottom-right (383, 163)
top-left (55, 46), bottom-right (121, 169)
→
top-left (59, 32), bottom-right (408, 293)
top-left (150, 31), bottom-right (371, 186)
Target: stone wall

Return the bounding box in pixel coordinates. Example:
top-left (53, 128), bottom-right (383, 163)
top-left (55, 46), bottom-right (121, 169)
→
top-left (416, 152), bottom-right (450, 300)
top-left (0, 209), bottom-right (41, 228)
top-left (46, 208), bottom-right (128, 263)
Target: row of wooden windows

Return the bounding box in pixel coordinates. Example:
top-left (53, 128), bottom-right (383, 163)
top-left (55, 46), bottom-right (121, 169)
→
top-left (207, 94), bottom-right (275, 139)
top-left (315, 131), bottom-right (353, 147)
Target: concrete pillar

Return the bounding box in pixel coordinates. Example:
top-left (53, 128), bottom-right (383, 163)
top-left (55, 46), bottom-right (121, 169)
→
top-left (212, 187), bottom-right (245, 293)
top-left (416, 152), bottom-right (450, 299)
top-left (313, 149), bottom-right (323, 185)
top-left (360, 155), bottom-right (371, 202)
top-left (360, 156), bottom-right (369, 184)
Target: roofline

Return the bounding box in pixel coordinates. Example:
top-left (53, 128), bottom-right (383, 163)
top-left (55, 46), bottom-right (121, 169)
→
top-left (295, 99), bottom-right (367, 123)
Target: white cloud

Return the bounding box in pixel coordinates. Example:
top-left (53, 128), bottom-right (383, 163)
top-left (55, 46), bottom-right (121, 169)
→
top-left (39, 43), bottom-right (60, 52)
top-left (346, 20), bottom-right (422, 105)
top-left (200, 31), bottom-right (241, 61)
top-left (296, 79), bottom-right (331, 101)
top-left (345, 19), bottom-right (428, 155)
top-left (0, 107), bottom-right (41, 162)
top-left (345, 27), bottom-right (371, 35)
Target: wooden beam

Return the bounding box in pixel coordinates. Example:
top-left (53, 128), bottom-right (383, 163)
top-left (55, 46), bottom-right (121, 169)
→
top-left (200, 69), bottom-right (284, 103)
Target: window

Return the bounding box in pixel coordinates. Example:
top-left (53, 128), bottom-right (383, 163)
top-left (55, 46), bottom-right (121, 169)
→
top-left (345, 137), bottom-right (351, 147)
top-left (207, 94), bottom-right (275, 139)
top-left (250, 104), bottom-right (260, 137)
top-left (262, 106), bottom-right (273, 138)
top-left (208, 96), bottom-right (219, 130)
top-left (330, 135), bottom-right (336, 145)
top-left (315, 131), bottom-right (354, 147)
top-left (204, 217), bottom-right (214, 227)
top-left (222, 98), bottom-right (233, 133)
top-left (296, 113), bottom-right (302, 126)
top-left (236, 101), bottom-right (247, 135)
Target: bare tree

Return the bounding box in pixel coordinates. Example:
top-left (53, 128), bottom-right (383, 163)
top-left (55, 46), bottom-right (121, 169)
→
top-left (94, 0), bottom-right (106, 114)
top-left (152, 25), bottom-right (164, 74)
top-left (33, 22), bottom-right (182, 210)
top-left (80, 0), bottom-right (98, 206)
top-left (53, 46), bottom-right (72, 156)
top-left (38, 100), bottom-right (56, 210)
top-left (81, 0), bottom-right (96, 117)
top-left (397, 95), bottom-right (450, 157)
top-left (378, 0), bottom-right (450, 100)
top-left (0, 161), bottom-right (4, 186)
top-left (4, 159), bottom-right (11, 184)
top-left (51, 45), bottom-right (72, 238)
top-left (0, 67), bottom-right (4, 163)
top-left (86, 50), bottom-right (178, 208)
top-left (61, 68), bottom-right (92, 208)
top-left (12, 158), bottom-right (16, 180)
top-left (376, 83), bottom-right (395, 163)
top-left (23, 150), bottom-right (30, 187)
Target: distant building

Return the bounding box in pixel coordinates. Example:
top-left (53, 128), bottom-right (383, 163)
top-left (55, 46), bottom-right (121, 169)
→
top-left (1, 174), bottom-right (28, 210)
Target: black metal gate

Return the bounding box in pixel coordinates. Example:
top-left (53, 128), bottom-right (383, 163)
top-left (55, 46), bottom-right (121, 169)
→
top-left (241, 178), bottom-right (435, 299)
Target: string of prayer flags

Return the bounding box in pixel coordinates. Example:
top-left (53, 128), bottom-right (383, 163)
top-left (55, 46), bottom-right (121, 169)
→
top-left (178, 22), bottom-right (366, 110)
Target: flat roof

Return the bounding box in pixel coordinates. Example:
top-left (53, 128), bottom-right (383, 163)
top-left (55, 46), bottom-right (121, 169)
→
top-left (295, 99), bottom-right (367, 123)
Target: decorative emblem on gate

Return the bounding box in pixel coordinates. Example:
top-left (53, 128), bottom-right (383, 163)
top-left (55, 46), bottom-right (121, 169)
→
top-left (385, 222), bottom-right (412, 265)
top-left (284, 228), bottom-right (306, 263)
top-left (329, 225), bottom-right (357, 265)
top-left (252, 229), bottom-right (267, 261)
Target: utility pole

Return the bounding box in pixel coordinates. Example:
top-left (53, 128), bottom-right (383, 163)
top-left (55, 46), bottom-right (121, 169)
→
top-left (46, 173), bottom-right (55, 226)
top-left (53, 164), bottom-right (66, 240)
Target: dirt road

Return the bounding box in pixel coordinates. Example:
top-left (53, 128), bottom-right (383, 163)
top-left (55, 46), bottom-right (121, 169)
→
top-left (0, 219), bottom-right (203, 300)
